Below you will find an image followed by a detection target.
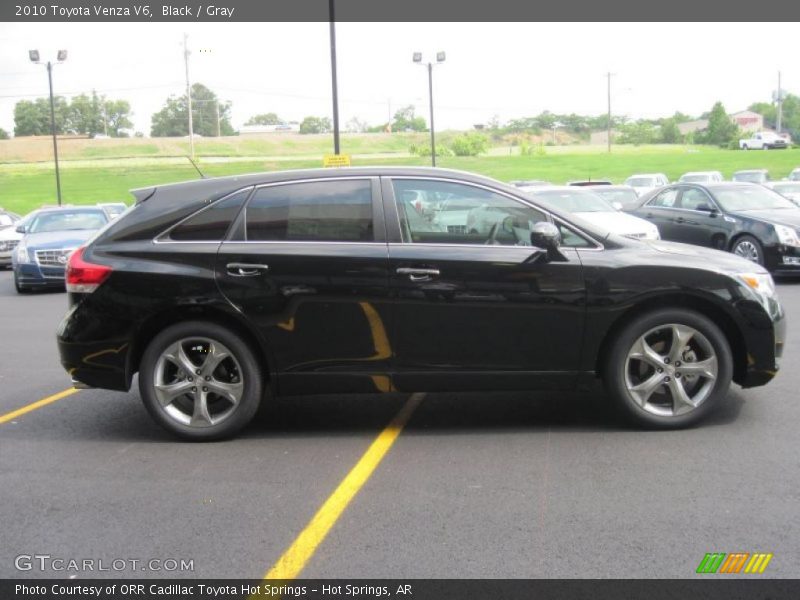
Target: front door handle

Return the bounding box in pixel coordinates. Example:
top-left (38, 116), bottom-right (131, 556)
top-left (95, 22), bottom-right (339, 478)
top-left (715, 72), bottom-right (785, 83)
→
top-left (675, 217), bottom-right (685, 224)
top-left (396, 267), bottom-right (440, 282)
top-left (226, 262), bottom-right (269, 277)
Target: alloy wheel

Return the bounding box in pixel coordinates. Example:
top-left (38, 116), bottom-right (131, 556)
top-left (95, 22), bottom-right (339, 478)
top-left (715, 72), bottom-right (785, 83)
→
top-left (624, 323), bottom-right (718, 417)
top-left (153, 337), bottom-right (244, 428)
top-left (733, 240), bottom-right (760, 263)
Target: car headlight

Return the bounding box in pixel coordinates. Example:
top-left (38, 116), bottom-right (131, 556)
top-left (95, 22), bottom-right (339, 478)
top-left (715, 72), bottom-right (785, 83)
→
top-left (738, 272), bottom-right (776, 298)
top-left (15, 243), bottom-right (29, 263)
top-left (774, 224), bottom-right (800, 247)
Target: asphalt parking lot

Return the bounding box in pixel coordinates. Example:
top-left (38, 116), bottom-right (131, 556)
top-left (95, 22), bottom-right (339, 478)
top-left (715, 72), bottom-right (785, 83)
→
top-left (1, 268), bottom-right (798, 580)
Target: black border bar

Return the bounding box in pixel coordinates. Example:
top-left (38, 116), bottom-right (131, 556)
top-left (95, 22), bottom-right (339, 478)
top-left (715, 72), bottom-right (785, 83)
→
top-left (2, 0), bottom-right (800, 22)
top-left (3, 579), bottom-right (800, 600)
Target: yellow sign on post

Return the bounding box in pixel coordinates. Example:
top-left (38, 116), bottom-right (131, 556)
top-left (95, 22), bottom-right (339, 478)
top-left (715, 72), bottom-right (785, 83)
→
top-left (323, 154), bottom-right (351, 168)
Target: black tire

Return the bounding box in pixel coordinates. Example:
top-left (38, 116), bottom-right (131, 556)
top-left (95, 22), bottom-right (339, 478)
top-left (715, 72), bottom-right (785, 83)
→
top-left (139, 320), bottom-right (264, 441)
top-left (13, 270), bottom-right (30, 294)
top-left (603, 308), bottom-right (733, 429)
top-left (742, 144), bottom-right (749, 150)
top-left (731, 234), bottom-right (765, 266)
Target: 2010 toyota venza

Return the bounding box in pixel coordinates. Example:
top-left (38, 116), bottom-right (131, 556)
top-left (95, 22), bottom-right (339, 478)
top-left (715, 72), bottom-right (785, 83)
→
top-left (56, 168), bottom-right (785, 440)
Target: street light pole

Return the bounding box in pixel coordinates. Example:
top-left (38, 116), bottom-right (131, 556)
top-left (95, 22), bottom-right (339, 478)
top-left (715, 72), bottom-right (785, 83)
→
top-left (29, 49), bottom-right (66, 206)
top-left (606, 72), bottom-right (613, 154)
top-left (413, 51), bottom-right (446, 167)
top-left (427, 62), bottom-right (436, 167)
top-left (46, 61), bottom-right (63, 206)
top-left (183, 33), bottom-right (195, 159)
top-left (329, 0), bottom-right (341, 155)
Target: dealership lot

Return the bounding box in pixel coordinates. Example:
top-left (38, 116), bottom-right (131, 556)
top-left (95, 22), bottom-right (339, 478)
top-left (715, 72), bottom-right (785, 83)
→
top-left (1, 269), bottom-right (799, 579)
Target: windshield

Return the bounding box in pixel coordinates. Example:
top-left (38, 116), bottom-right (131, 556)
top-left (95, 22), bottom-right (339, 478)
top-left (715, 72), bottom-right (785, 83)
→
top-left (681, 174), bottom-right (711, 183)
top-left (593, 188), bottom-right (640, 209)
top-left (533, 190), bottom-right (615, 213)
top-left (714, 187), bottom-right (797, 211)
top-left (733, 172), bottom-right (766, 183)
top-left (626, 177), bottom-right (655, 187)
top-left (773, 183), bottom-right (800, 194)
top-left (29, 210), bottom-right (108, 233)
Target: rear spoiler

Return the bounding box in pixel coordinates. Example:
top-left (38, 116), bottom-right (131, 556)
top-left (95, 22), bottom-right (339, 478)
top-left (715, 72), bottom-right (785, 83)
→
top-left (130, 187), bottom-right (156, 205)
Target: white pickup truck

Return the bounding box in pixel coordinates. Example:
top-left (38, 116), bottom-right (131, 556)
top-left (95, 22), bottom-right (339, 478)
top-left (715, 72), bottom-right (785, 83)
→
top-left (739, 131), bottom-right (790, 150)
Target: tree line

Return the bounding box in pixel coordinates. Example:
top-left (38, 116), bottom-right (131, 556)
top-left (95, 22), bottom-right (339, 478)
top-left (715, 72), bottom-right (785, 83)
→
top-left (8, 82), bottom-right (800, 145)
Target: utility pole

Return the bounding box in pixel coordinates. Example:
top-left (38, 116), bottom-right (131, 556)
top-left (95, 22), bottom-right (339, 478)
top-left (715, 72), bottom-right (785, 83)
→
top-left (777, 71), bottom-right (783, 134)
top-left (329, 0), bottom-right (341, 154)
top-left (183, 33), bottom-right (195, 159)
top-left (215, 100), bottom-right (221, 137)
top-left (607, 72), bottom-right (613, 153)
top-left (428, 63), bottom-right (436, 166)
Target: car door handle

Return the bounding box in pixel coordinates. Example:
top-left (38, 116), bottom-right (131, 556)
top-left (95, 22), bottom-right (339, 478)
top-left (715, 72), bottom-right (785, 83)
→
top-left (226, 262), bottom-right (269, 277)
top-left (645, 212), bottom-right (654, 219)
top-left (396, 267), bottom-right (440, 282)
top-left (675, 217), bottom-right (685, 223)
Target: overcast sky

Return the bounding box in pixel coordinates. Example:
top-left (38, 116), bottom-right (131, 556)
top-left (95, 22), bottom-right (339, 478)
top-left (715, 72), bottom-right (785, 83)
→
top-left (0, 22), bottom-right (795, 135)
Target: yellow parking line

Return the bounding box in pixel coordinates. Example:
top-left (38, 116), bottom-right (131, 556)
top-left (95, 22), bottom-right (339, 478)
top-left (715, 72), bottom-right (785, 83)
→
top-left (0, 387), bottom-right (79, 425)
top-left (261, 392), bottom-right (425, 581)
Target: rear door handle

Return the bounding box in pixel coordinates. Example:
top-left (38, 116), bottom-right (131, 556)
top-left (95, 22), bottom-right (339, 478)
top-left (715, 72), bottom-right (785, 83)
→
top-left (396, 267), bottom-right (440, 282)
top-left (675, 217), bottom-right (685, 223)
top-left (226, 262), bottom-right (269, 277)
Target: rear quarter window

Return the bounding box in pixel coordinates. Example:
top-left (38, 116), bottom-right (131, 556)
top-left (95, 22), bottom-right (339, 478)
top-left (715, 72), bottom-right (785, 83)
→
top-left (169, 188), bottom-right (251, 241)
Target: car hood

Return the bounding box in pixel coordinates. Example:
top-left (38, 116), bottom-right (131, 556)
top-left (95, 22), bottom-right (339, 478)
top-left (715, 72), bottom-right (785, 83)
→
top-left (0, 227), bottom-right (23, 242)
top-left (634, 239), bottom-right (769, 274)
top-left (22, 229), bottom-right (97, 249)
top-left (731, 208), bottom-right (800, 228)
top-left (574, 210), bottom-right (657, 235)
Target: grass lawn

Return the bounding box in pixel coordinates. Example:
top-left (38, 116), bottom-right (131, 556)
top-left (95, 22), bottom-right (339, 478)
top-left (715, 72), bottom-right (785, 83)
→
top-left (2, 146), bottom-right (800, 216)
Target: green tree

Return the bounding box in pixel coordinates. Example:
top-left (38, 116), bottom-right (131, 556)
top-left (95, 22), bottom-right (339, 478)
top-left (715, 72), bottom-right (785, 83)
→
top-left (699, 101), bottom-right (739, 146)
top-left (245, 113), bottom-right (281, 126)
top-left (151, 83), bottom-right (233, 137)
top-left (449, 132), bottom-right (489, 156)
top-left (13, 97), bottom-right (69, 136)
top-left (659, 118), bottom-right (681, 144)
top-left (0, 128), bottom-right (8, 140)
top-left (68, 92), bottom-right (104, 136)
top-left (299, 116), bottom-right (332, 134)
top-left (392, 105), bottom-right (427, 132)
top-left (103, 99), bottom-right (133, 136)
top-left (617, 121), bottom-right (658, 145)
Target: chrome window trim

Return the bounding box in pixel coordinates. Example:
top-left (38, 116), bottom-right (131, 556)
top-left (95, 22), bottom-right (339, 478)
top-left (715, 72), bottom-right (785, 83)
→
top-left (387, 175), bottom-right (605, 250)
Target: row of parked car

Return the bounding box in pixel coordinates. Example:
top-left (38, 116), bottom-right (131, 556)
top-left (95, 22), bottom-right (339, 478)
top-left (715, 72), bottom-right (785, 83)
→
top-left (0, 202), bottom-right (127, 292)
top-left (506, 167), bottom-right (800, 274)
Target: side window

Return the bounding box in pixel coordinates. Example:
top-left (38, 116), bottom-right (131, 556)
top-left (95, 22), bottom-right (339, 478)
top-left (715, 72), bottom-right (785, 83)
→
top-left (680, 188), bottom-right (712, 211)
top-left (557, 222), bottom-right (592, 248)
top-left (392, 179), bottom-right (547, 246)
top-left (170, 188), bottom-right (250, 241)
top-left (648, 188), bottom-right (678, 208)
top-left (246, 180), bottom-right (373, 242)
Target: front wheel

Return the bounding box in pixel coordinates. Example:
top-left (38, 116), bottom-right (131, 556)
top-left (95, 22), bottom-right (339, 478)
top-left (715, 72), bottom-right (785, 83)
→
top-left (731, 234), bottom-right (764, 266)
top-left (603, 309), bottom-right (733, 429)
top-left (139, 321), bottom-right (263, 441)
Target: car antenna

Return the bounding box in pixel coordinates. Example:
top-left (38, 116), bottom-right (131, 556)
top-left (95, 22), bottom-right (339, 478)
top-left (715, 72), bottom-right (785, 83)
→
top-left (187, 156), bottom-right (207, 179)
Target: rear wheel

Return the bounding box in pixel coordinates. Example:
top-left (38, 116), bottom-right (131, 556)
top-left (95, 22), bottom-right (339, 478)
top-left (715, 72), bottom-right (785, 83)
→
top-left (731, 234), bottom-right (764, 266)
top-left (139, 321), bottom-right (263, 441)
top-left (603, 309), bottom-right (732, 429)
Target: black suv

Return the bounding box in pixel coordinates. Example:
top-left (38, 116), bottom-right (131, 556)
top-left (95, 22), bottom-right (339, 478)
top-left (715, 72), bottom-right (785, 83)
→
top-left (57, 168), bottom-right (785, 440)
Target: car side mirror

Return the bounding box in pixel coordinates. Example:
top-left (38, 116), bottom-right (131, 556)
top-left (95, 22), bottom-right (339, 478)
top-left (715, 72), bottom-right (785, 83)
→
top-left (15, 224), bottom-right (26, 234)
top-left (696, 203), bottom-right (717, 214)
top-left (530, 222), bottom-right (567, 262)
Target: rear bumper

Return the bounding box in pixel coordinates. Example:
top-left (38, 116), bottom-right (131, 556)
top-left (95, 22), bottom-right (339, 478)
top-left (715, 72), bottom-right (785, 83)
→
top-left (57, 304), bottom-right (132, 392)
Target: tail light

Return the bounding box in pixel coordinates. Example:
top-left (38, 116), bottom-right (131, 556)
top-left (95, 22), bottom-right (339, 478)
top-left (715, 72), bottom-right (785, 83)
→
top-left (66, 247), bottom-right (112, 293)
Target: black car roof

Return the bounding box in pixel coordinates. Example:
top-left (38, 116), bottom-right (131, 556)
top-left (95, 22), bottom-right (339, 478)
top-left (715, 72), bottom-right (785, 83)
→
top-left (130, 167), bottom-right (506, 203)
